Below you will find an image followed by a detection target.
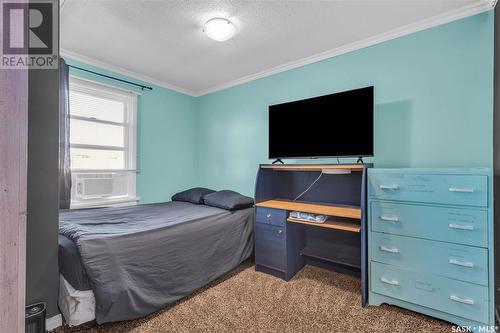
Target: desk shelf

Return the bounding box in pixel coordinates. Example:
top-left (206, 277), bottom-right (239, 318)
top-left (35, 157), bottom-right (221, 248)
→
top-left (260, 164), bottom-right (364, 172)
top-left (287, 217), bottom-right (361, 232)
top-left (300, 245), bottom-right (361, 270)
top-left (255, 199), bottom-right (361, 219)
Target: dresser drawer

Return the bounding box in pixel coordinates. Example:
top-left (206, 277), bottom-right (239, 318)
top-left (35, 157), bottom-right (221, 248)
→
top-left (371, 262), bottom-right (489, 323)
top-left (255, 223), bottom-right (286, 271)
top-left (371, 201), bottom-right (488, 247)
top-left (256, 207), bottom-right (286, 226)
top-left (371, 232), bottom-right (488, 286)
top-left (368, 171), bottom-right (488, 207)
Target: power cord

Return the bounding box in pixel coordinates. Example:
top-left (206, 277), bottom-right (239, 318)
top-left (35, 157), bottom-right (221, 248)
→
top-left (294, 171), bottom-right (323, 201)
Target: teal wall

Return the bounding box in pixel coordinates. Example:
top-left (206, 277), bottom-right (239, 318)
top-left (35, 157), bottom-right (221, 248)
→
top-left (66, 11), bottom-right (494, 201)
top-left (65, 58), bottom-right (198, 203)
top-left (196, 12), bottom-right (495, 196)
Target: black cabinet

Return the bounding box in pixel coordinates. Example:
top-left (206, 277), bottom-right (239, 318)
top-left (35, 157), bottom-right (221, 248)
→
top-left (255, 220), bottom-right (286, 272)
top-left (254, 206), bottom-right (304, 281)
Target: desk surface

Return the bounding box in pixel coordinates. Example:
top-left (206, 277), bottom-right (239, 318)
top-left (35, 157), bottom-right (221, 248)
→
top-left (256, 199), bottom-right (362, 219)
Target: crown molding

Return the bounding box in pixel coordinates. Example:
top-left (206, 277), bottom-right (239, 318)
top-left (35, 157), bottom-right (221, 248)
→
top-left (60, 49), bottom-right (197, 96)
top-left (61, 0), bottom-right (496, 97)
top-left (197, 0), bottom-right (496, 96)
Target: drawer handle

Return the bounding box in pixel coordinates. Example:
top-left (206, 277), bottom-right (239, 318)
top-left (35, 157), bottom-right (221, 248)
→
top-left (266, 214), bottom-right (272, 218)
top-left (450, 295), bottom-right (474, 305)
top-left (449, 258), bottom-right (474, 268)
top-left (379, 215), bottom-right (399, 222)
top-left (379, 245), bottom-right (399, 253)
top-left (380, 277), bottom-right (400, 286)
top-left (379, 184), bottom-right (399, 190)
top-left (449, 187), bottom-right (474, 193)
top-left (448, 223), bottom-right (475, 231)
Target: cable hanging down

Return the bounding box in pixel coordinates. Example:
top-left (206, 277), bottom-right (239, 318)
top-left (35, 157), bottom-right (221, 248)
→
top-left (294, 172), bottom-right (324, 201)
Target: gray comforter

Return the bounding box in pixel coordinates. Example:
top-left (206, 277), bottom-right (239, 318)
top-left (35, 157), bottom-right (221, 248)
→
top-left (59, 201), bottom-right (254, 324)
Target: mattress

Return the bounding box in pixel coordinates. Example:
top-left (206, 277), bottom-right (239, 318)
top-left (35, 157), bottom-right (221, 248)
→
top-left (59, 201), bottom-right (254, 324)
top-left (58, 235), bottom-right (91, 291)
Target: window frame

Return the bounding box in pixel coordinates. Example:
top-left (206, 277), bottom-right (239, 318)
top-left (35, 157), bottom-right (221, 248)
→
top-left (68, 76), bottom-right (138, 208)
top-left (69, 76), bottom-right (137, 172)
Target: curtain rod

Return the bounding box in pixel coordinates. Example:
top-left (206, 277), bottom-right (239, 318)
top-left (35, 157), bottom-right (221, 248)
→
top-left (68, 65), bottom-right (153, 91)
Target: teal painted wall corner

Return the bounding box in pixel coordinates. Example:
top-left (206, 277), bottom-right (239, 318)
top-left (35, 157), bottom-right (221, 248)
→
top-left (196, 11), bottom-right (494, 196)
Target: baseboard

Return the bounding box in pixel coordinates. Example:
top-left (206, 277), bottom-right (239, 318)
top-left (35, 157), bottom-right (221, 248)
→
top-left (46, 314), bottom-right (63, 331)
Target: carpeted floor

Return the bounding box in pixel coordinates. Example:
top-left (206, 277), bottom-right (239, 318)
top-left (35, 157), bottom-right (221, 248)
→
top-left (52, 261), bottom-right (452, 333)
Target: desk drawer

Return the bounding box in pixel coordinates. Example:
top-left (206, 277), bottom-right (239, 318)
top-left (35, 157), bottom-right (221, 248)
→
top-left (371, 201), bottom-right (488, 247)
top-left (371, 262), bottom-right (489, 323)
top-left (368, 171), bottom-right (488, 207)
top-left (255, 223), bottom-right (286, 271)
top-left (256, 207), bottom-right (286, 226)
top-left (371, 232), bottom-right (488, 286)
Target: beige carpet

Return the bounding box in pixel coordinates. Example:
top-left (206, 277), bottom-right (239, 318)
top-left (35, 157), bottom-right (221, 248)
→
top-left (52, 261), bottom-right (452, 333)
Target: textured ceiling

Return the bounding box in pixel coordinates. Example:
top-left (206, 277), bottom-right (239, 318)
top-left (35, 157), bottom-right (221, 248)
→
top-left (61, 0), bottom-right (490, 95)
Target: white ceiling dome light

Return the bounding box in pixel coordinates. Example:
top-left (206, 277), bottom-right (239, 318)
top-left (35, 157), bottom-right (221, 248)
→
top-left (204, 18), bottom-right (235, 42)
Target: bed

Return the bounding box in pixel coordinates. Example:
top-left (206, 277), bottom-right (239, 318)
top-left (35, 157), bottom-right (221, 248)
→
top-left (58, 200), bottom-right (254, 325)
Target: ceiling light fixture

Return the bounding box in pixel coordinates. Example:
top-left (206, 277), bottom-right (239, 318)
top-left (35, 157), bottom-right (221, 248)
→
top-left (204, 18), bottom-right (235, 42)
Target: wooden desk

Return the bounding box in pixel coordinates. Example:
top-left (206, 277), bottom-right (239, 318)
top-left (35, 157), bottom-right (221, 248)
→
top-left (254, 163), bottom-right (371, 305)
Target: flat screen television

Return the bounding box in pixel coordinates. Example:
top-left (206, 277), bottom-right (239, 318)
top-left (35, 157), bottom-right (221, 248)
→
top-left (269, 86), bottom-right (374, 159)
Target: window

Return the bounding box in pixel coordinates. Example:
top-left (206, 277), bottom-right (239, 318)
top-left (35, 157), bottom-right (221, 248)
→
top-left (69, 77), bottom-right (137, 208)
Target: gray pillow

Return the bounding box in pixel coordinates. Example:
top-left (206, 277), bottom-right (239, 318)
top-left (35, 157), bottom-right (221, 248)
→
top-left (203, 190), bottom-right (254, 211)
top-left (171, 187), bottom-right (216, 204)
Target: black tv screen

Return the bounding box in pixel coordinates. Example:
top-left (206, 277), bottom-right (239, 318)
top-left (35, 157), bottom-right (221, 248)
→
top-left (269, 86), bottom-right (374, 159)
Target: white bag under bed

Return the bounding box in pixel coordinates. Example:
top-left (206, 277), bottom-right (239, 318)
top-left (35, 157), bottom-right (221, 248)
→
top-left (58, 275), bottom-right (96, 326)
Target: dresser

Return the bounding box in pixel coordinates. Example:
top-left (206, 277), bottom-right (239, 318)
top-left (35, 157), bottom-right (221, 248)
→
top-left (367, 168), bottom-right (494, 330)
